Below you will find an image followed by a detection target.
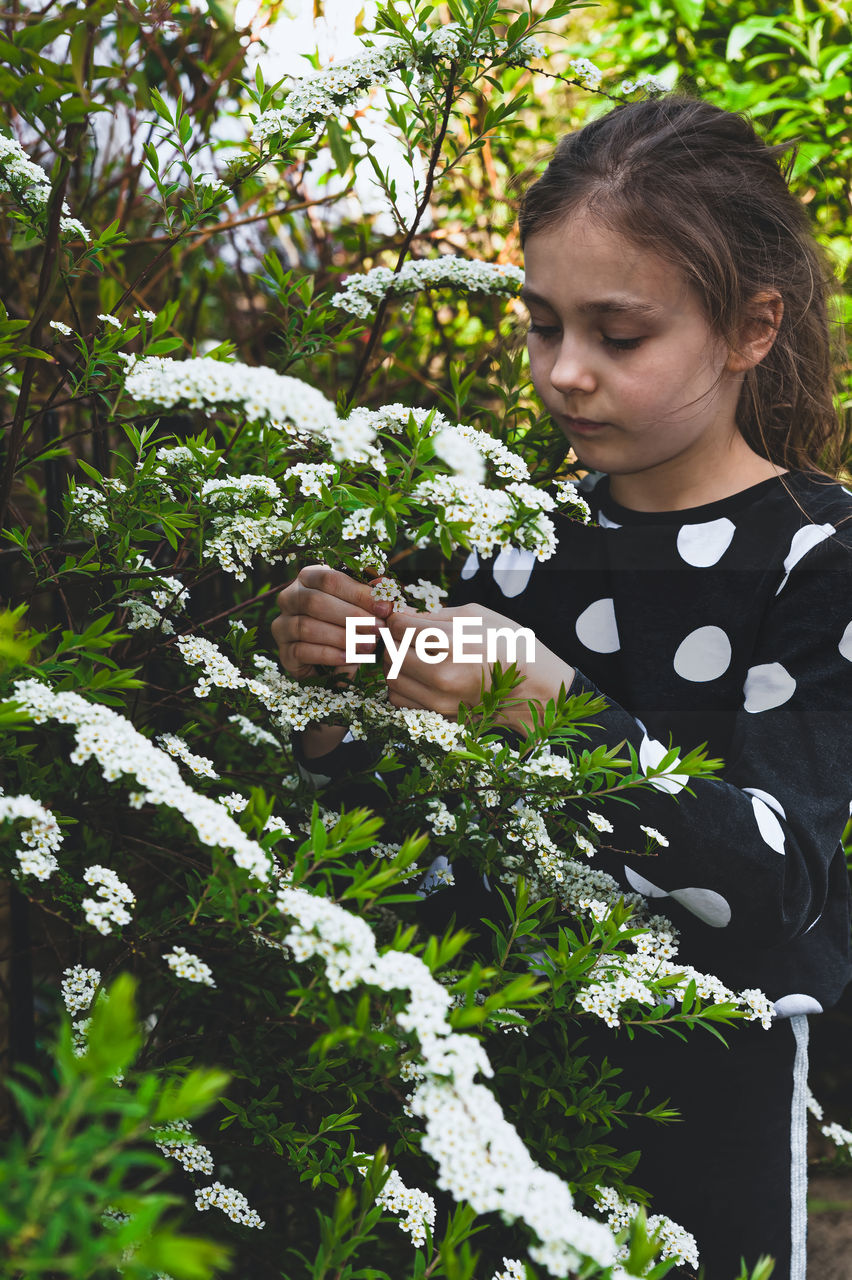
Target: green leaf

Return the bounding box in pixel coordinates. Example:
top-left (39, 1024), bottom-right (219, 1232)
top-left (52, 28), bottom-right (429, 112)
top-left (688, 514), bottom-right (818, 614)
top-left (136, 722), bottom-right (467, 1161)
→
top-left (671, 0), bottom-right (704, 28)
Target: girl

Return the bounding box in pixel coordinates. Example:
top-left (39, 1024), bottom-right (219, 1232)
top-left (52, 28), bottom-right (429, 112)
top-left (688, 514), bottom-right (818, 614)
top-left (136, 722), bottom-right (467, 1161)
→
top-left (272, 96), bottom-right (852, 1279)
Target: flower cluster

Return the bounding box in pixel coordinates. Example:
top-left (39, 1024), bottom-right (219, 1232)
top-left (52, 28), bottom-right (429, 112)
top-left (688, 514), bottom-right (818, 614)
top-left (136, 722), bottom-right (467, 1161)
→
top-left (82, 865), bottom-right (136, 935)
top-left (283, 461), bottom-right (337, 496)
top-left (425, 798), bottom-right (456, 835)
top-left (158, 733), bottom-right (219, 779)
top-left (275, 884), bottom-right (620, 1275)
top-left (567, 57), bottom-right (603, 89)
top-left (621, 73), bottom-right (670, 95)
top-left (228, 713), bottom-right (281, 749)
top-left (69, 485), bottom-right (108, 532)
top-left (356, 1158), bottom-right (437, 1247)
top-left (61, 965), bottom-right (101, 1015)
top-left (341, 508), bottom-right (388, 542)
top-left (124, 355), bottom-right (339, 438)
top-left (252, 25), bottom-right (544, 151)
top-left (429, 416), bottom-right (530, 483)
top-left (153, 1120), bottom-right (215, 1175)
top-left (553, 478), bottom-right (592, 523)
top-left (205, 513), bottom-right (292, 581)
top-left (0, 789), bottom-right (62, 880)
top-left (0, 130), bottom-right (90, 240)
top-left (405, 579), bottom-right (448, 612)
top-left (492, 1262), bottom-right (525, 1280)
top-left (432, 424), bottom-right (486, 483)
top-left (411, 473), bottom-right (557, 561)
top-left (195, 1181), bottom-right (265, 1228)
top-left (163, 945), bottom-right (217, 988)
top-left (331, 256), bottom-right (524, 320)
top-left (596, 1185), bottom-right (699, 1273)
top-left (12, 679), bottom-right (271, 883)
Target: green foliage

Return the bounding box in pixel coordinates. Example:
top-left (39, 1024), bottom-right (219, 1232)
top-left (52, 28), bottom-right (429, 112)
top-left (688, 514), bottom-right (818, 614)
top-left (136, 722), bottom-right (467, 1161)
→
top-left (0, 974), bottom-right (231, 1279)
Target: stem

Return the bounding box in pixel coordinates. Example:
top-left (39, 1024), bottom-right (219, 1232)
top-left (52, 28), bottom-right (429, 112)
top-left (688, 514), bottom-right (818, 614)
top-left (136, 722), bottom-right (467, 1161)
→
top-left (342, 65), bottom-right (461, 411)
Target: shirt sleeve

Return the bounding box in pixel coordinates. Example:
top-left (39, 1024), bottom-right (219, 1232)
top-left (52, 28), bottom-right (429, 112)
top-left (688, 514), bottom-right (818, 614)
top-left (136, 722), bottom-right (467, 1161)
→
top-left (558, 533), bottom-right (852, 949)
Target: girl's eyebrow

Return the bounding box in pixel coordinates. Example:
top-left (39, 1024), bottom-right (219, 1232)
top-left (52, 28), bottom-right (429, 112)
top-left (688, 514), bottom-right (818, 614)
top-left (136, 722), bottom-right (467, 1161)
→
top-left (519, 286), bottom-right (661, 316)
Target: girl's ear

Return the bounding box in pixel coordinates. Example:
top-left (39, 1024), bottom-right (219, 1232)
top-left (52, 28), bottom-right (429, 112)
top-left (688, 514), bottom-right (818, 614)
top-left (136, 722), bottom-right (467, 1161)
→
top-left (726, 290), bottom-right (784, 373)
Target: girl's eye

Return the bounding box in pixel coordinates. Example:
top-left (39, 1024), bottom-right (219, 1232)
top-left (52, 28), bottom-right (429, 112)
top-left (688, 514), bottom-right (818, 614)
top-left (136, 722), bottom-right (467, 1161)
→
top-left (602, 335), bottom-right (643, 351)
top-left (527, 323), bottom-right (559, 338)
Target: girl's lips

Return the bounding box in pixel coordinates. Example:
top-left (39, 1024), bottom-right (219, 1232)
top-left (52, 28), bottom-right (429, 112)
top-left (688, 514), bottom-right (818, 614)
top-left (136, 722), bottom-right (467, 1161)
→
top-left (563, 416), bottom-right (609, 435)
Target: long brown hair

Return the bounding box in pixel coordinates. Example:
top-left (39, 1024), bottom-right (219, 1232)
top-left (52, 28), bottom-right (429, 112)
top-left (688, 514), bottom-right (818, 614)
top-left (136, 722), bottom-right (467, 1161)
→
top-left (516, 95), bottom-right (846, 477)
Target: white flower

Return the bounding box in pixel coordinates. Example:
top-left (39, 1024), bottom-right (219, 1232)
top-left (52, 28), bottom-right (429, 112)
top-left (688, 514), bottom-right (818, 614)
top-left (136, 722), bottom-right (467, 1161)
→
top-left (49, 320), bottom-right (73, 336)
top-left (492, 1261), bottom-right (526, 1280)
top-left (228, 713), bottom-right (281, 749)
top-left (163, 945), bottom-right (216, 988)
top-left (554, 478), bottom-right (592, 523)
top-left (575, 833), bottom-right (596, 858)
top-left (567, 57), bottom-right (603, 89)
top-left (621, 73), bottom-right (669, 95)
top-left (426, 798), bottom-right (456, 835)
top-left (82, 865), bottom-right (135, 935)
top-left (125, 355), bottom-right (338, 438)
top-left (97, 313), bottom-right (122, 328)
top-left (0, 790), bottom-right (62, 881)
top-left (61, 965), bottom-right (101, 1015)
top-left (153, 1119), bottom-right (215, 1174)
top-left (432, 425), bottom-right (486, 483)
top-left (639, 825), bottom-right (669, 846)
top-left (355, 1159), bottom-right (436, 1247)
top-left (332, 256), bottom-right (524, 319)
top-left (195, 1180), bottom-right (264, 1227)
top-left (157, 733), bottom-right (219, 779)
top-left (220, 791), bottom-right (248, 814)
top-left (12, 678), bottom-right (272, 883)
top-left (0, 131), bottom-right (90, 239)
top-left (586, 811), bottom-right (613, 833)
top-left (821, 1121), bottom-right (852, 1156)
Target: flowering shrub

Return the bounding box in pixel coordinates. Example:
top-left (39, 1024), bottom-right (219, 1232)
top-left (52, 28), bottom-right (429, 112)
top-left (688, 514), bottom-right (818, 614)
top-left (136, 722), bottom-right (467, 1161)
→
top-left (0, 3), bottom-right (845, 1279)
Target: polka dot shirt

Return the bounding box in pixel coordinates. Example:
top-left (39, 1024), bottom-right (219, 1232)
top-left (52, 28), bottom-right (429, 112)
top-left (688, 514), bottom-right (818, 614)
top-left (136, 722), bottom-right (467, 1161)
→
top-left (450, 469), bottom-right (852, 1014)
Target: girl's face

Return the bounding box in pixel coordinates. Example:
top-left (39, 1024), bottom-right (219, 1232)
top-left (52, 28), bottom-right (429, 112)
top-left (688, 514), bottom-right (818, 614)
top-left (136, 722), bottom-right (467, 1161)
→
top-left (522, 211), bottom-right (748, 500)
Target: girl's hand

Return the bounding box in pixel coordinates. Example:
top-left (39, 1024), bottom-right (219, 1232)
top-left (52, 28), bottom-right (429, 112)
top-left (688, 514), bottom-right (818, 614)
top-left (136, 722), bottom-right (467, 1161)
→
top-left (271, 563), bottom-right (389, 680)
top-left (379, 602), bottom-right (576, 735)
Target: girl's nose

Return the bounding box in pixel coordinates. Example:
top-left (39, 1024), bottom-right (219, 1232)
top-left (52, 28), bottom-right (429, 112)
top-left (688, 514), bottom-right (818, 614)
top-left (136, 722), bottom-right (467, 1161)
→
top-left (550, 339), bottom-right (597, 396)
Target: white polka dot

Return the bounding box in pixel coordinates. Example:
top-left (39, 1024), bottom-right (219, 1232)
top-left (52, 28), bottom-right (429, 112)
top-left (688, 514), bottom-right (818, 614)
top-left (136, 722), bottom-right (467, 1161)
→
top-left (743, 662), bottom-right (797, 713)
top-left (624, 869), bottom-right (732, 928)
top-left (669, 886), bottom-right (732, 928)
top-left (673, 625), bottom-right (731, 682)
top-left (493, 546), bottom-right (536, 598)
top-left (624, 866), bottom-right (667, 898)
top-left (460, 549), bottom-right (479, 580)
top-left (575, 597), bottom-right (620, 653)
top-left (751, 795), bottom-right (786, 854)
top-left (638, 735), bottom-right (689, 794)
top-left (775, 523), bottom-right (835, 594)
top-left (676, 517), bottom-right (736, 567)
top-left (840, 620), bottom-right (852, 662)
top-left (741, 787), bottom-right (786, 819)
top-left (598, 510), bottom-right (622, 529)
top-left (772, 993), bottom-right (823, 1017)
